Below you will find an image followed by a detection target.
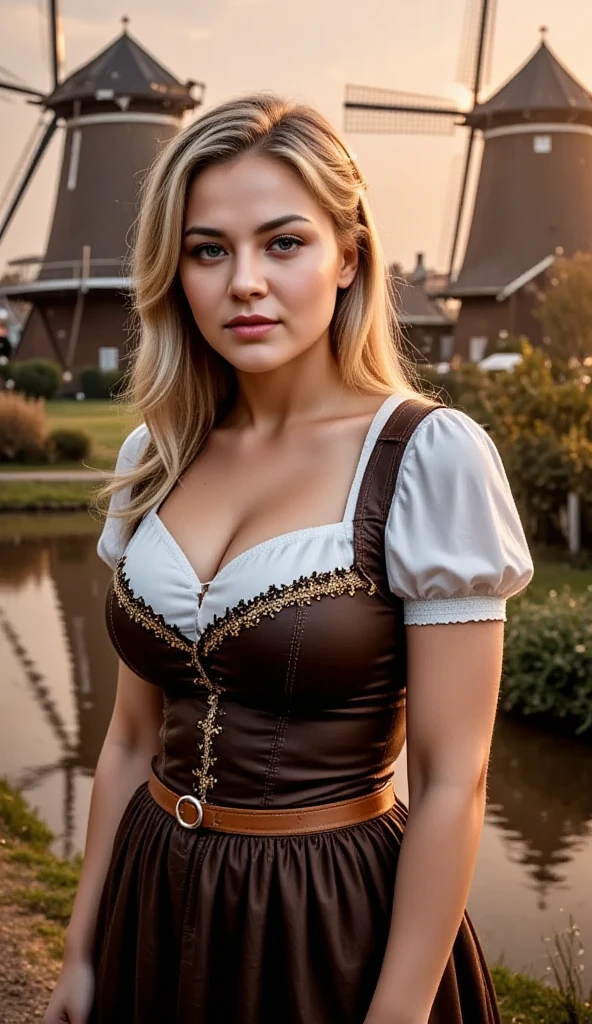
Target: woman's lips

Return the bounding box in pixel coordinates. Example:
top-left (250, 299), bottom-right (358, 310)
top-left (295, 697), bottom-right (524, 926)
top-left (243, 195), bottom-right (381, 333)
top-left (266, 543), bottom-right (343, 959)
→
top-left (226, 322), bottom-right (279, 339)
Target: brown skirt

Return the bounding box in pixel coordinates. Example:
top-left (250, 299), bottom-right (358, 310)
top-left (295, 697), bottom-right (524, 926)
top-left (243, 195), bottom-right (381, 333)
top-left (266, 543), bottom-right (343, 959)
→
top-left (90, 783), bottom-right (500, 1024)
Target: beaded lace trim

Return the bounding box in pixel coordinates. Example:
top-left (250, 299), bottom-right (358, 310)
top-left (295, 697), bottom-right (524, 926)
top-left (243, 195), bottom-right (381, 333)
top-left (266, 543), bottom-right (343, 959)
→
top-left (112, 557), bottom-right (377, 802)
top-left (113, 556), bottom-right (193, 656)
top-left (197, 565), bottom-right (377, 659)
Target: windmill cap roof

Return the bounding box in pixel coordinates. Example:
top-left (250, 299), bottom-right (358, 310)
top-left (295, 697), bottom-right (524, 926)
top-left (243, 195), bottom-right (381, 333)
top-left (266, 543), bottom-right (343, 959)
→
top-left (46, 27), bottom-right (197, 112)
top-left (468, 38), bottom-right (592, 125)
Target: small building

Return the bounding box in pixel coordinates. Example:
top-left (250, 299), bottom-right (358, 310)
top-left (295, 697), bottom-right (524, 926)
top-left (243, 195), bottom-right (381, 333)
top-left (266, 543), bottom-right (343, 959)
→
top-left (389, 253), bottom-right (455, 363)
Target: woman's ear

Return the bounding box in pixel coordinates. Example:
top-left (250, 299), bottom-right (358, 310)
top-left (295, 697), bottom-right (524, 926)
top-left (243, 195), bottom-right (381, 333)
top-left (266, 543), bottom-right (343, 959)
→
top-left (337, 237), bottom-right (359, 289)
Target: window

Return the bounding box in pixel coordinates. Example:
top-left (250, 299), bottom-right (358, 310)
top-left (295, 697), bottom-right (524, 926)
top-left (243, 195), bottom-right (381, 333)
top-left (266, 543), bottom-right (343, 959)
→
top-left (440, 334), bottom-right (454, 361)
top-left (534, 134), bottom-right (552, 154)
top-left (67, 129), bottom-right (82, 191)
top-left (469, 336), bottom-right (488, 363)
top-left (99, 347), bottom-right (119, 370)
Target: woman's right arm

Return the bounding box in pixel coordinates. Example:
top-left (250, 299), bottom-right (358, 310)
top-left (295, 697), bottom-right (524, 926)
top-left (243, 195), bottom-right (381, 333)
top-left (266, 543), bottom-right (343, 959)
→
top-left (44, 660), bottom-right (163, 1024)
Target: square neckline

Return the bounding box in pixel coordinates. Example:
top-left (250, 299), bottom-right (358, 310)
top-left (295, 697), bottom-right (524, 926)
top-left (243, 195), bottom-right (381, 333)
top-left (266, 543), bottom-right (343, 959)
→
top-left (147, 393), bottom-right (403, 591)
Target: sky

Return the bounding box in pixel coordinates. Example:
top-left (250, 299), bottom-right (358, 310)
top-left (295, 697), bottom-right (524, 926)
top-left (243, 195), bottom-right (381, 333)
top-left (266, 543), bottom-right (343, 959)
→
top-left (1, 0), bottom-right (591, 275)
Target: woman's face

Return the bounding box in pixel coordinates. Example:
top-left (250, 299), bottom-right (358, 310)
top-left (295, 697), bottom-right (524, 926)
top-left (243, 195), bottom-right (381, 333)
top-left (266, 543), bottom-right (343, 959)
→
top-left (178, 153), bottom-right (358, 375)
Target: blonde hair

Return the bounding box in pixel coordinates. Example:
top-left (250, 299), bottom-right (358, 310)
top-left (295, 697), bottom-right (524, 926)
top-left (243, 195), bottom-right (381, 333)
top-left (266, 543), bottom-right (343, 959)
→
top-left (97, 92), bottom-right (426, 535)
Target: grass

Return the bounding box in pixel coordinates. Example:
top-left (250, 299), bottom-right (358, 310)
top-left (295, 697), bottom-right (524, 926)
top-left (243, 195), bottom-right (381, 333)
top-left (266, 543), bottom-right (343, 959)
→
top-left (0, 777), bottom-right (80, 959)
top-left (525, 554), bottom-right (592, 601)
top-left (492, 964), bottom-right (592, 1023)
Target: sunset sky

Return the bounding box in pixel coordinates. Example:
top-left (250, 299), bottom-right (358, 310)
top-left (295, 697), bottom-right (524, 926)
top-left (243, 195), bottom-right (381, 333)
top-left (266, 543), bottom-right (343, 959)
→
top-left (1, 0), bottom-right (591, 275)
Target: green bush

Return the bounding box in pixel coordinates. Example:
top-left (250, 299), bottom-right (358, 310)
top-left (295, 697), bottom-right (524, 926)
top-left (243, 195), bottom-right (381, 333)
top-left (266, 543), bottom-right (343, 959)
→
top-left (49, 427), bottom-right (91, 462)
top-left (77, 366), bottom-right (125, 399)
top-left (77, 366), bottom-right (104, 399)
top-left (11, 358), bottom-right (61, 399)
top-left (502, 588), bottom-right (592, 736)
top-left (102, 368), bottom-right (127, 397)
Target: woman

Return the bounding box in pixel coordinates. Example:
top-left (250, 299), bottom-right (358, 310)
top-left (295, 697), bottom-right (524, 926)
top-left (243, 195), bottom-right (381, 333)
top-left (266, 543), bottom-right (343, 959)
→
top-left (45, 94), bottom-right (533, 1024)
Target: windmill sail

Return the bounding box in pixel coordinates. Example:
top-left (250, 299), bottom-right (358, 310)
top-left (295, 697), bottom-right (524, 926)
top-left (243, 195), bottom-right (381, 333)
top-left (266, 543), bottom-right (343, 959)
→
top-left (344, 84), bottom-right (459, 135)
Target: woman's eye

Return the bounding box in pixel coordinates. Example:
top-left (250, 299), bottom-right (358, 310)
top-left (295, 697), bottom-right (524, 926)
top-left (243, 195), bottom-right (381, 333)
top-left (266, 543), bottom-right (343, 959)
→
top-left (193, 243), bottom-right (225, 260)
top-left (269, 235), bottom-right (303, 254)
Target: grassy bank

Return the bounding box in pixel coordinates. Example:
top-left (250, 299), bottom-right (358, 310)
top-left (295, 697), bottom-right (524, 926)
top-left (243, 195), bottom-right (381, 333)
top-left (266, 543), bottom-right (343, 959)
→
top-left (0, 778), bottom-right (590, 1022)
top-left (0, 480), bottom-right (100, 510)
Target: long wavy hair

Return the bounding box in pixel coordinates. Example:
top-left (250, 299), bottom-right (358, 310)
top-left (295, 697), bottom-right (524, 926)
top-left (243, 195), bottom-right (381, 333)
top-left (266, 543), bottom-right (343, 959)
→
top-left (96, 92), bottom-right (427, 537)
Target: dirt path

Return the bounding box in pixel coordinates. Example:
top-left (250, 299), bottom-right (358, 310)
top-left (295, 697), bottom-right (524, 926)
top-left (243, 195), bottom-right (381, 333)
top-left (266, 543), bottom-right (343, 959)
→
top-left (0, 837), bottom-right (60, 1024)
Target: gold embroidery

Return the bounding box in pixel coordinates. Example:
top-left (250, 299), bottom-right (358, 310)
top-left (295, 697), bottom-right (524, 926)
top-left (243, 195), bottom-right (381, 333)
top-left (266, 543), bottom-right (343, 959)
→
top-left (113, 556), bottom-right (194, 656)
top-left (197, 565), bottom-right (377, 659)
top-left (192, 680), bottom-right (225, 801)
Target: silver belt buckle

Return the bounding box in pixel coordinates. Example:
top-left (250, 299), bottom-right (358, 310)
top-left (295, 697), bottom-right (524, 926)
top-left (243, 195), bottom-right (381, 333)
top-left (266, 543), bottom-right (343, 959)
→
top-left (175, 794), bottom-right (204, 830)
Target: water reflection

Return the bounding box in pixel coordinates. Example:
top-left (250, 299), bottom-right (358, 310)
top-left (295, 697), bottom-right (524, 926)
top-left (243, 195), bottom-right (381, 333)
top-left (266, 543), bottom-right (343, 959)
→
top-left (0, 515), bottom-right (117, 858)
top-left (0, 515), bottom-right (591, 983)
top-left (487, 716), bottom-right (592, 909)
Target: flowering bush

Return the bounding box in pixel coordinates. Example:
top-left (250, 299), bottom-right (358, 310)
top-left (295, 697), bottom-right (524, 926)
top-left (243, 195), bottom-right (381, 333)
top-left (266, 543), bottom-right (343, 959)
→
top-left (502, 588), bottom-right (592, 736)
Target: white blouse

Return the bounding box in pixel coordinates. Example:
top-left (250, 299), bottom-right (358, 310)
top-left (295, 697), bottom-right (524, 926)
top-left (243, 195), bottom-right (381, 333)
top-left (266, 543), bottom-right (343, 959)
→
top-left (97, 394), bottom-right (534, 642)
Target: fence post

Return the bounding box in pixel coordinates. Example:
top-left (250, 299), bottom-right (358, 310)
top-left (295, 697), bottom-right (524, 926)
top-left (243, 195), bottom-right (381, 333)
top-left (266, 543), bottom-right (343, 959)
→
top-left (567, 491), bottom-right (581, 556)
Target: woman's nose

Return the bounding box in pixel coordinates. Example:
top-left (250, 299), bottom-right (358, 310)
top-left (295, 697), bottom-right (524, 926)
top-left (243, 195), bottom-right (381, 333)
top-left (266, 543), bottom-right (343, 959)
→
top-left (228, 251), bottom-right (268, 299)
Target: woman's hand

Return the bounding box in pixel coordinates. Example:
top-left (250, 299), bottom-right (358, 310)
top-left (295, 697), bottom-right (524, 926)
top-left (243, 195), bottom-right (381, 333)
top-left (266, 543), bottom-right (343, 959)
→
top-left (43, 958), bottom-right (95, 1024)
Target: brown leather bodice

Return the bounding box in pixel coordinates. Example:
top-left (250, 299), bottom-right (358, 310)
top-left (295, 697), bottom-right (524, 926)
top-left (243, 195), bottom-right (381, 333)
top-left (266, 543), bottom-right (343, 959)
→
top-left (105, 400), bottom-right (437, 809)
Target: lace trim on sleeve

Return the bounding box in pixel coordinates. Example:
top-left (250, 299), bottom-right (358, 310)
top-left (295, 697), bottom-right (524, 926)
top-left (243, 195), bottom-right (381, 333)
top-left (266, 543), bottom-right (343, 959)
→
top-left (403, 595), bottom-right (507, 626)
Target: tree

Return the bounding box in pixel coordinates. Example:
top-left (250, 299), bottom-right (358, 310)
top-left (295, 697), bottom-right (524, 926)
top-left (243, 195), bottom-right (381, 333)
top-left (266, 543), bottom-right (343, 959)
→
top-left (534, 252), bottom-right (592, 363)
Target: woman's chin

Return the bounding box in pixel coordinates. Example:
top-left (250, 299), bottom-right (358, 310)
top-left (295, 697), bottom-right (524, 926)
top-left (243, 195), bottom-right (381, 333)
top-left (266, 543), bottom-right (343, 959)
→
top-left (222, 343), bottom-right (306, 376)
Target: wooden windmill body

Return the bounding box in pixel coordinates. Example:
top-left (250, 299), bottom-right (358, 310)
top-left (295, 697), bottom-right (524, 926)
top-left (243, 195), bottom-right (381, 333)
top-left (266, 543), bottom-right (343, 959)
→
top-left (345, 3), bottom-right (592, 361)
top-left (0, 9), bottom-right (201, 377)
top-left (449, 38), bottom-right (592, 358)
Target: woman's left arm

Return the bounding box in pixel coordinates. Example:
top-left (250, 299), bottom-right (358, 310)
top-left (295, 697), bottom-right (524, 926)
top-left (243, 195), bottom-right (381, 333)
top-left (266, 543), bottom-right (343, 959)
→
top-left (364, 617), bottom-right (504, 1024)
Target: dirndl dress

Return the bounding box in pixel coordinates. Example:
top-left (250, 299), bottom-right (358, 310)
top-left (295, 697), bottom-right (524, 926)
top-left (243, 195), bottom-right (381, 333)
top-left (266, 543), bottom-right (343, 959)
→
top-left (91, 393), bottom-right (533, 1023)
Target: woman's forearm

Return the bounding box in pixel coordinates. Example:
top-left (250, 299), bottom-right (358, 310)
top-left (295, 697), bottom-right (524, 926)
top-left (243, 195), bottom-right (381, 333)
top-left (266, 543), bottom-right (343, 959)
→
top-left (364, 782), bottom-right (487, 1024)
top-left (63, 739), bottom-right (154, 964)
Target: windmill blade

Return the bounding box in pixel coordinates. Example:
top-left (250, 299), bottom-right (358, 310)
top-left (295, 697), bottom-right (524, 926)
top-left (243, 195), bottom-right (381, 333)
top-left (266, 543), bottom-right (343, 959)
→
top-left (49, 0), bottom-right (65, 87)
top-left (447, 126), bottom-right (477, 280)
top-left (0, 114), bottom-right (58, 245)
top-left (457, 0), bottom-right (498, 94)
top-left (345, 85), bottom-right (460, 135)
top-left (0, 79), bottom-right (45, 99)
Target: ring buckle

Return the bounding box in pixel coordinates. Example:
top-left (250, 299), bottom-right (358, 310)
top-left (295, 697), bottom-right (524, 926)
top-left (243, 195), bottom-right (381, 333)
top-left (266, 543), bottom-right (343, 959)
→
top-left (175, 794), bottom-right (204, 830)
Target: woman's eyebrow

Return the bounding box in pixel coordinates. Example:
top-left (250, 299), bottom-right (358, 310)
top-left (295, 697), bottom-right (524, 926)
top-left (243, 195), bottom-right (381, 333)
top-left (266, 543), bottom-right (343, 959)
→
top-left (183, 214), bottom-right (312, 239)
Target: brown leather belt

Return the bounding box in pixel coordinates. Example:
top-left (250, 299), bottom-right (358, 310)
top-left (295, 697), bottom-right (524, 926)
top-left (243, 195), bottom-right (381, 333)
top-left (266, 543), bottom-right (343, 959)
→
top-left (148, 768), bottom-right (395, 836)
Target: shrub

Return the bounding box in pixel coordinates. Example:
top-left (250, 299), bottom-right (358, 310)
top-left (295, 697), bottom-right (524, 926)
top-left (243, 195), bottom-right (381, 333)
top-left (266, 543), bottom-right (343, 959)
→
top-left (77, 365), bottom-right (125, 399)
top-left (502, 588), bottom-right (592, 736)
top-left (11, 358), bottom-right (61, 399)
top-left (102, 368), bottom-right (127, 397)
top-left (49, 427), bottom-right (91, 462)
top-left (0, 390), bottom-right (49, 463)
top-left (77, 366), bottom-right (104, 399)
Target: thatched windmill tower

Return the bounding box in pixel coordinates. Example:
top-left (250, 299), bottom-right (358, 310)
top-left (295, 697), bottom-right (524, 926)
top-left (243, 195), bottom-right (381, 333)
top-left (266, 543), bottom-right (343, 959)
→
top-left (345, 1), bottom-right (592, 360)
top-left (0, 5), bottom-right (202, 377)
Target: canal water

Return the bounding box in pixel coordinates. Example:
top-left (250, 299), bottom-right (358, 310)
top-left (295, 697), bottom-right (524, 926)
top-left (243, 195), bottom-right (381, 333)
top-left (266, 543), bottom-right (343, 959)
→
top-left (1, 512), bottom-right (591, 989)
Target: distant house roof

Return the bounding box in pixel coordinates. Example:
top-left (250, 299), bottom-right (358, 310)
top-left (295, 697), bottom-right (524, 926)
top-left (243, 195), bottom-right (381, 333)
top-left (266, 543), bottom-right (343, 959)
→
top-left (389, 254), bottom-right (452, 328)
top-left (468, 38), bottom-right (592, 128)
top-left (46, 25), bottom-right (197, 115)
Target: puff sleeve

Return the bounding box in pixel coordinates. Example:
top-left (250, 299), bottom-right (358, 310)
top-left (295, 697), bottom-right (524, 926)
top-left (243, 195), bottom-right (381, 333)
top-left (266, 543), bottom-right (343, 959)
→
top-left (385, 407), bottom-right (534, 625)
top-left (96, 423), bottom-right (150, 570)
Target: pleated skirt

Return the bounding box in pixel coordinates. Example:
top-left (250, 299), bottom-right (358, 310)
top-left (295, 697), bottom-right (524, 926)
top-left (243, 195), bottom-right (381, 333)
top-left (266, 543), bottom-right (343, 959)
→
top-left (90, 783), bottom-right (500, 1024)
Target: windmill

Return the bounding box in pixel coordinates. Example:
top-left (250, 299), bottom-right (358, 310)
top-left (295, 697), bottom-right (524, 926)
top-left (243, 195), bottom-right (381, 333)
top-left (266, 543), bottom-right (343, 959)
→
top-left (345, 1), bottom-right (592, 360)
top-left (0, 2), bottom-right (203, 379)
